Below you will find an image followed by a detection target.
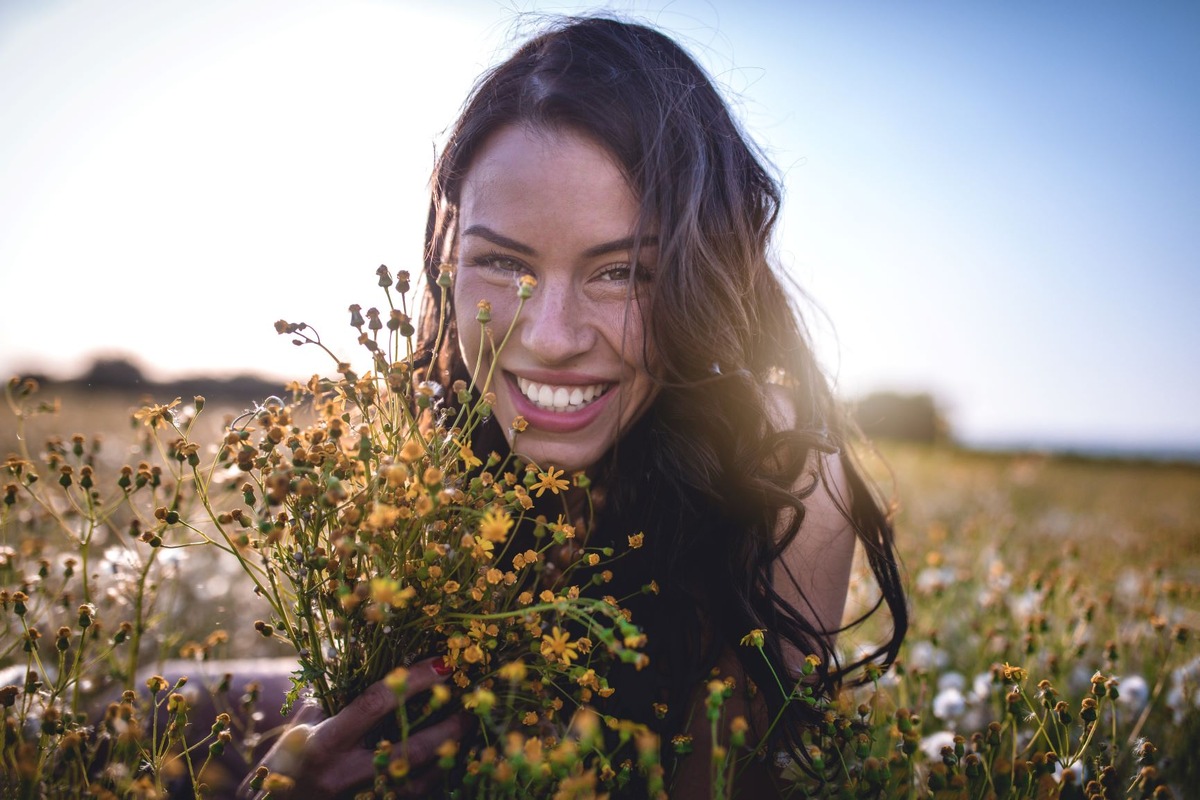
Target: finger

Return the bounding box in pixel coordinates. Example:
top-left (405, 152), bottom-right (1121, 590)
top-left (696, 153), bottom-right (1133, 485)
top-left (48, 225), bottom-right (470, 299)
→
top-left (401, 656), bottom-right (454, 697)
top-left (310, 658), bottom-right (450, 748)
top-left (287, 697), bottom-right (327, 725)
top-left (262, 723), bottom-right (314, 778)
top-left (392, 712), bottom-right (467, 769)
top-left (307, 680), bottom-right (397, 749)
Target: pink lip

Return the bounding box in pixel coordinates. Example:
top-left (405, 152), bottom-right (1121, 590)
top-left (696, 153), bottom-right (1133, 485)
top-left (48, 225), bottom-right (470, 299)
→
top-left (504, 371), bottom-right (615, 434)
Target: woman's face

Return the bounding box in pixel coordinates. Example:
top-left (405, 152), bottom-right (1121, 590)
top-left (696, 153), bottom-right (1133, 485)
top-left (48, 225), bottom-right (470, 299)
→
top-left (453, 124), bottom-right (657, 474)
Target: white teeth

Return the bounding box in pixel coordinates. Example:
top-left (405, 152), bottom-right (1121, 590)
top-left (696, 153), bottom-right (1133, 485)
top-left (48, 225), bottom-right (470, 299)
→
top-left (515, 376), bottom-right (611, 412)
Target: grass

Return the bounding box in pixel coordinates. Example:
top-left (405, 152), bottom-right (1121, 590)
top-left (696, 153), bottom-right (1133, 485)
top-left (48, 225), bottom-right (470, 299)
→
top-left (3, 383), bottom-right (1198, 798)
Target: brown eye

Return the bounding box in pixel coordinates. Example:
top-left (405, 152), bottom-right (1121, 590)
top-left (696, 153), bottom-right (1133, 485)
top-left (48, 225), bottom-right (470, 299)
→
top-left (472, 253), bottom-right (527, 274)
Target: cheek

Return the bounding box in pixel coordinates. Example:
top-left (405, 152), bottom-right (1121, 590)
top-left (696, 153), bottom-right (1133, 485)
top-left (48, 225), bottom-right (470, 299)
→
top-left (454, 278), bottom-right (519, 364)
top-left (615, 305), bottom-right (652, 371)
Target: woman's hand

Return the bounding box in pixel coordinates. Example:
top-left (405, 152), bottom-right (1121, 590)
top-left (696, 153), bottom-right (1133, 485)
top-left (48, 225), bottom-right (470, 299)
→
top-left (238, 657), bottom-right (466, 799)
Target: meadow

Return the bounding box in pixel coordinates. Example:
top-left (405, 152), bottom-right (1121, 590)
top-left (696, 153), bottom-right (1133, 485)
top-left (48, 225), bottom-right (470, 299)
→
top-left (2, 379), bottom-right (1198, 798)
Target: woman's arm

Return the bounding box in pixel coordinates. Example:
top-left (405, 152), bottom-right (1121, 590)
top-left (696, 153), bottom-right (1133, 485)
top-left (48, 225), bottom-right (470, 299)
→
top-left (667, 391), bottom-right (857, 798)
top-left (766, 386), bottom-right (857, 660)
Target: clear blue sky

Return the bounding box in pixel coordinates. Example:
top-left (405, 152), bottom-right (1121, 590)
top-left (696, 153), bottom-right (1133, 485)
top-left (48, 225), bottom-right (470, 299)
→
top-left (1, 0), bottom-right (1197, 451)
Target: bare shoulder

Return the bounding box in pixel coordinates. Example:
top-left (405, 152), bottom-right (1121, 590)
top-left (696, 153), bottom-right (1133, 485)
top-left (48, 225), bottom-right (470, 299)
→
top-left (764, 384), bottom-right (856, 647)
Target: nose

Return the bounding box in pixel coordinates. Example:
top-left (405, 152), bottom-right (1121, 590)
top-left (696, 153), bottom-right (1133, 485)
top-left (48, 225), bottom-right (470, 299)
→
top-left (518, 278), bottom-right (595, 365)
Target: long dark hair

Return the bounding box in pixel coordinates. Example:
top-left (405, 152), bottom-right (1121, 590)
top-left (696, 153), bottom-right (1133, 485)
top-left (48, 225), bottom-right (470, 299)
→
top-left (417, 13), bottom-right (907, 771)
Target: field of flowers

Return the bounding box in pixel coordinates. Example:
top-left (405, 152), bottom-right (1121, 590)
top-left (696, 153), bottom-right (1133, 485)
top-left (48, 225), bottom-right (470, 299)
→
top-left (3, 367), bottom-right (1198, 798)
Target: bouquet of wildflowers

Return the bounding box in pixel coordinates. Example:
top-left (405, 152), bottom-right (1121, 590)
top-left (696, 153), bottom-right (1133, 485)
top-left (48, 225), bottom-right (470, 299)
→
top-left (185, 265), bottom-right (662, 796)
top-left (0, 265), bottom-right (664, 799)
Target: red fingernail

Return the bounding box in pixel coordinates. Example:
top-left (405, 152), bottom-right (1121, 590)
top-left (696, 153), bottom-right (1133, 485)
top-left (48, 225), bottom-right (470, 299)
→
top-left (432, 657), bottom-right (452, 676)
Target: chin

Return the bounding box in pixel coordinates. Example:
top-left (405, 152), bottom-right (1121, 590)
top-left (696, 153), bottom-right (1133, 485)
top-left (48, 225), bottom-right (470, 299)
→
top-left (509, 435), bottom-right (602, 474)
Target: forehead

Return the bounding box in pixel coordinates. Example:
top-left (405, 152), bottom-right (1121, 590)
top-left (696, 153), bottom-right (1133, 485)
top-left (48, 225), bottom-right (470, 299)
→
top-left (458, 124), bottom-right (641, 241)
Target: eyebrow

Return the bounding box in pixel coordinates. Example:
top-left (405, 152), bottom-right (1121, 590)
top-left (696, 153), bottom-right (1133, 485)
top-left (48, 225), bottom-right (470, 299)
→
top-left (461, 225), bottom-right (658, 259)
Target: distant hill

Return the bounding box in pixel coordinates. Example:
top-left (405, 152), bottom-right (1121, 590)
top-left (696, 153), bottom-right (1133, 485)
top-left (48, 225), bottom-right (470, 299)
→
top-left (850, 391), bottom-right (951, 445)
top-left (20, 356), bottom-right (287, 406)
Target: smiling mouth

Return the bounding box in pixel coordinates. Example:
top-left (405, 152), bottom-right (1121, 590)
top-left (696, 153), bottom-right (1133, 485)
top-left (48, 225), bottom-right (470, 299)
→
top-left (514, 375), bottom-right (613, 412)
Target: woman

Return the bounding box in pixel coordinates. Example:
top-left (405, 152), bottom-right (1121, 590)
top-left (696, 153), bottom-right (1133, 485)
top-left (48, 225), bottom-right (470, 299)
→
top-left (241, 14), bottom-right (906, 798)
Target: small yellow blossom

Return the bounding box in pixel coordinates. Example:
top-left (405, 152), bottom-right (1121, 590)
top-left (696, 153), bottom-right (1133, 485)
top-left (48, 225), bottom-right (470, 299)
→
top-left (498, 661), bottom-right (528, 683)
top-left (399, 440), bottom-right (423, 462)
top-left (540, 626), bottom-right (579, 665)
top-left (366, 504), bottom-right (401, 530)
top-left (1001, 662), bottom-right (1028, 682)
top-left (414, 493), bottom-right (434, 517)
top-left (479, 508), bottom-right (514, 543)
top-left (740, 629), bottom-right (766, 648)
top-left (463, 688), bottom-right (497, 714)
top-left (628, 532), bottom-right (645, 549)
top-left (470, 536), bottom-right (495, 561)
top-left (460, 445), bottom-right (482, 470)
top-left (370, 578), bottom-right (416, 608)
top-left (531, 468), bottom-right (570, 497)
top-left (384, 668), bottom-right (409, 695)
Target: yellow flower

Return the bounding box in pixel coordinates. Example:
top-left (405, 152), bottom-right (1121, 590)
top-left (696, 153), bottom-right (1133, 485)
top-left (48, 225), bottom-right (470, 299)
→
top-left (133, 398), bottom-right (181, 428)
top-left (460, 445), bottom-right (482, 470)
top-left (384, 667), bottom-right (409, 695)
top-left (628, 532), bottom-right (645, 549)
top-left (531, 468), bottom-right (569, 497)
top-left (399, 439), bottom-right (424, 462)
top-left (740, 629), bottom-right (766, 648)
top-left (1001, 662), bottom-right (1028, 682)
top-left (479, 508), bottom-right (514, 543)
top-left (522, 711), bottom-right (539, 726)
top-left (463, 688), bottom-right (496, 714)
top-left (540, 626), bottom-right (579, 665)
top-left (470, 536), bottom-right (495, 561)
top-left (498, 661), bottom-right (528, 683)
top-left (370, 578), bottom-right (415, 607)
top-left (366, 504), bottom-right (401, 530)
top-left (511, 415), bottom-right (529, 433)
